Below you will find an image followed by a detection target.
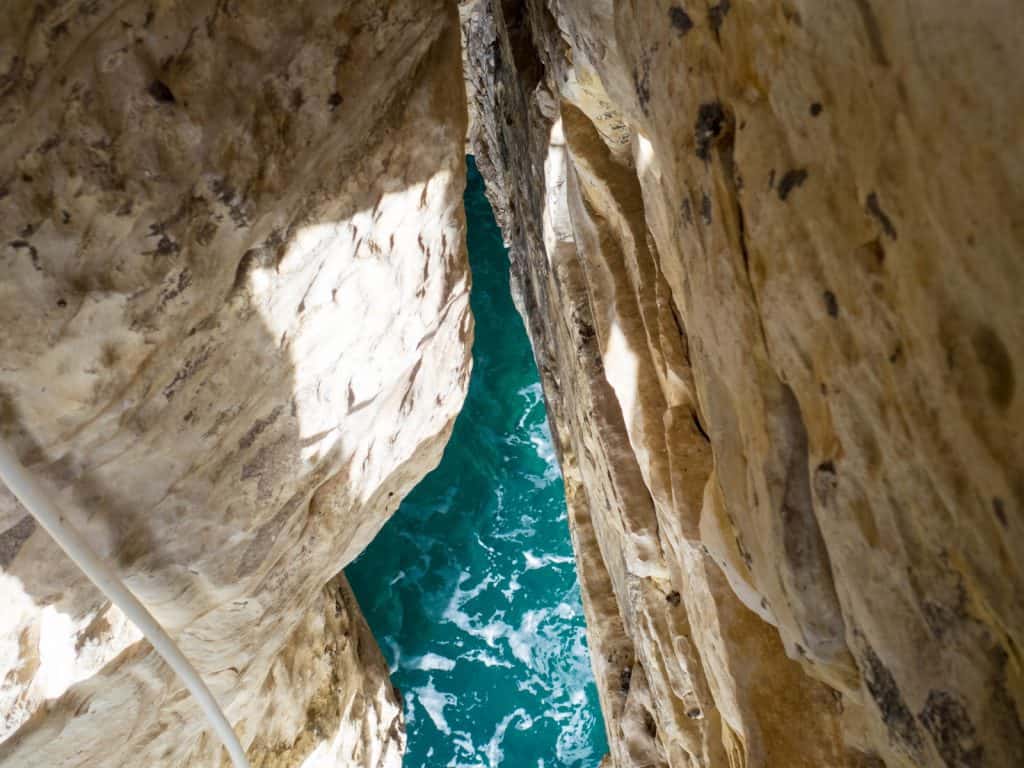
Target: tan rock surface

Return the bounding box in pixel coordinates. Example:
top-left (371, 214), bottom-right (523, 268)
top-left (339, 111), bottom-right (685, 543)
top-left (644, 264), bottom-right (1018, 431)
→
top-left (0, 1), bottom-right (469, 765)
top-left (465, 1), bottom-right (1024, 766)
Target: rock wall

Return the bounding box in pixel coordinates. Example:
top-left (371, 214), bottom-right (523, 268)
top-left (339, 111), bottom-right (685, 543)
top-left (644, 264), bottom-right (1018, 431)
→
top-left (0, 1), bottom-right (469, 766)
top-left (464, 1), bottom-right (1024, 766)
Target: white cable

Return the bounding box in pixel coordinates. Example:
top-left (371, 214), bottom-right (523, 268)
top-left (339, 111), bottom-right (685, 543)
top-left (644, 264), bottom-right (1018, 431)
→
top-left (0, 441), bottom-right (250, 768)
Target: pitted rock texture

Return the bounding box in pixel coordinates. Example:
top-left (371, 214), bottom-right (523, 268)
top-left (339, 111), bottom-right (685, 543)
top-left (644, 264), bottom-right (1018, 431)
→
top-left (464, 1), bottom-right (1023, 766)
top-left (0, 1), bottom-right (469, 766)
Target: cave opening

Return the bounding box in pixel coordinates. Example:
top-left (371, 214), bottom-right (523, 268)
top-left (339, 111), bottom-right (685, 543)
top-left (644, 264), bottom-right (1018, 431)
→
top-left (346, 158), bottom-right (608, 766)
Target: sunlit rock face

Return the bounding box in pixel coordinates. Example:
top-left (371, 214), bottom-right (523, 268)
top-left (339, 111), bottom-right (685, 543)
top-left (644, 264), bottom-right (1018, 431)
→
top-left (0, 1), bottom-right (469, 766)
top-left (464, 1), bottom-right (1023, 766)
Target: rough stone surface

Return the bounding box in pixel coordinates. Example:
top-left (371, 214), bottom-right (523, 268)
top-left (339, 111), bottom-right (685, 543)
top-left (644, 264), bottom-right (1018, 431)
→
top-left (0, 1), bottom-right (469, 766)
top-left (464, 1), bottom-right (1024, 766)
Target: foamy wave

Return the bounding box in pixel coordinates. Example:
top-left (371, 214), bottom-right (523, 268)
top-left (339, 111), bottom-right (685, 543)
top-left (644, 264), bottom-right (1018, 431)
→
top-left (523, 550), bottom-right (575, 571)
top-left (413, 678), bottom-right (456, 736)
top-left (410, 652), bottom-right (457, 672)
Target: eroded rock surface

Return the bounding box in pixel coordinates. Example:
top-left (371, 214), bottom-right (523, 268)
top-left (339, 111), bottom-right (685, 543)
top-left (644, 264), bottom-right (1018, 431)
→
top-left (0, 1), bottom-right (469, 765)
top-left (464, 1), bottom-right (1023, 766)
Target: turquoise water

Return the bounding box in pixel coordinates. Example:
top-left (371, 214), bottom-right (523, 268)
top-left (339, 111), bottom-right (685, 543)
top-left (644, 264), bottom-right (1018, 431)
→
top-left (346, 158), bottom-right (607, 767)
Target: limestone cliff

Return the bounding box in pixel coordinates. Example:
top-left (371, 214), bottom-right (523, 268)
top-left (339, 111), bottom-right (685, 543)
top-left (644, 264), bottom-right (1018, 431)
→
top-left (465, 1), bottom-right (1023, 766)
top-left (0, 1), bottom-right (469, 766)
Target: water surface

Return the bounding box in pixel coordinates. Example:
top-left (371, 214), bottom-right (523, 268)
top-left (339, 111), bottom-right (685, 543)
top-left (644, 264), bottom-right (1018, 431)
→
top-left (347, 158), bottom-right (607, 767)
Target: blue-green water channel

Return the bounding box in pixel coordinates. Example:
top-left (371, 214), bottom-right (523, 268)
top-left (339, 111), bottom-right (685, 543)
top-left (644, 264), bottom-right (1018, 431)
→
top-left (346, 158), bottom-right (607, 767)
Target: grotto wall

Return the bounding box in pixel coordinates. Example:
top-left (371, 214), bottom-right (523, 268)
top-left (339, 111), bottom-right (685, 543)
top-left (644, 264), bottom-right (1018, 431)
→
top-left (2, 1), bottom-right (1021, 766)
top-left (0, 1), bottom-right (470, 766)
top-left (463, 1), bottom-right (1024, 766)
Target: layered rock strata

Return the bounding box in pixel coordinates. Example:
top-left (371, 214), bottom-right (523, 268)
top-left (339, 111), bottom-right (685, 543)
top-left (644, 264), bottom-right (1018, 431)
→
top-left (0, 1), bottom-right (469, 765)
top-left (464, 1), bottom-right (1024, 766)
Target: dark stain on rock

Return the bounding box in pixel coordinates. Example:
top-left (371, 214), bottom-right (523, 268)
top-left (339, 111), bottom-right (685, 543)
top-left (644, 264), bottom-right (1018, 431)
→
top-left (666, 590), bottom-right (682, 606)
top-left (49, 20), bottom-right (70, 41)
top-left (686, 707), bottom-right (702, 719)
top-left (0, 56), bottom-right (24, 101)
top-left (694, 101), bottom-right (726, 161)
top-left (38, 135), bottom-right (61, 154)
top-left (855, 238), bottom-right (886, 274)
top-left (866, 192), bottom-right (897, 239)
top-left (853, 0), bottom-right (890, 66)
top-left (148, 79), bottom-right (176, 104)
top-left (101, 343), bottom-right (120, 368)
top-left (777, 169), bottom-right (808, 201)
top-left (668, 6), bottom-right (694, 34)
top-left (920, 690), bottom-right (984, 768)
top-left (619, 667), bottom-right (632, 694)
top-left (992, 497), bottom-right (1007, 528)
top-left (990, 648), bottom-right (1024, 759)
top-left (824, 290), bottom-right (839, 317)
top-left (0, 516), bottom-right (36, 569)
top-left (162, 345), bottom-right (211, 401)
top-left (645, 712), bottom-right (658, 738)
top-left (154, 235), bottom-right (179, 256)
top-left (921, 589), bottom-right (965, 642)
top-left (862, 645), bottom-right (923, 754)
top-left (239, 405), bottom-right (284, 451)
top-left (9, 240), bottom-right (41, 271)
top-left (212, 178), bottom-right (249, 228)
top-left (692, 412), bottom-right (711, 442)
top-left (810, 102), bottom-right (823, 116)
top-left (196, 220), bottom-right (218, 246)
top-left (971, 325), bottom-right (1014, 408)
top-left (708, 0), bottom-right (731, 34)
top-left (633, 57), bottom-right (652, 113)
top-left (777, 383), bottom-right (847, 659)
top-left (681, 198), bottom-right (693, 226)
top-left (735, 532), bottom-right (753, 569)
top-left (158, 269), bottom-right (192, 308)
top-left (327, 91), bottom-right (343, 110)
top-left (701, 193), bottom-right (712, 225)
top-left (813, 460), bottom-right (838, 506)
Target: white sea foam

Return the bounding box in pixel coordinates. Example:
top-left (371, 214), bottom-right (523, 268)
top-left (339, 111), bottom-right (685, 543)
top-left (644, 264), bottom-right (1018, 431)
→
top-left (450, 730), bottom-right (477, 764)
top-left (555, 699), bottom-right (597, 765)
top-left (484, 708), bottom-right (530, 766)
top-left (460, 649), bottom-right (513, 669)
top-left (411, 652), bottom-right (457, 672)
top-left (385, 638), bottom-right (402, 674)
top-left (413, 678), bottom-right (456, 736)
top-left (508, 609), bottom-right (548, 667)
top-left (516, 383), bottom-right (544, 430)
top-left (554, 602), bottom-right (575, 620)
top-left (523, 550), bottom-right (575, 571)
top-left (501, 573), bottom-right (521, 601)
top-left (529, 419), bottom-right (560, 477)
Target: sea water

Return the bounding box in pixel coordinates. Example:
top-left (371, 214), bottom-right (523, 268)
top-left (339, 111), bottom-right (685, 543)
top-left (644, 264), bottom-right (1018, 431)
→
top-left (346, 158), bottom-right (607, 767)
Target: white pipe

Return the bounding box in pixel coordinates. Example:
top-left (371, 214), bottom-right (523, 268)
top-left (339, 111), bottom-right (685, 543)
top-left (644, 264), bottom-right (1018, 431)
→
top-left (0, 441), bottom-right (250, 768)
